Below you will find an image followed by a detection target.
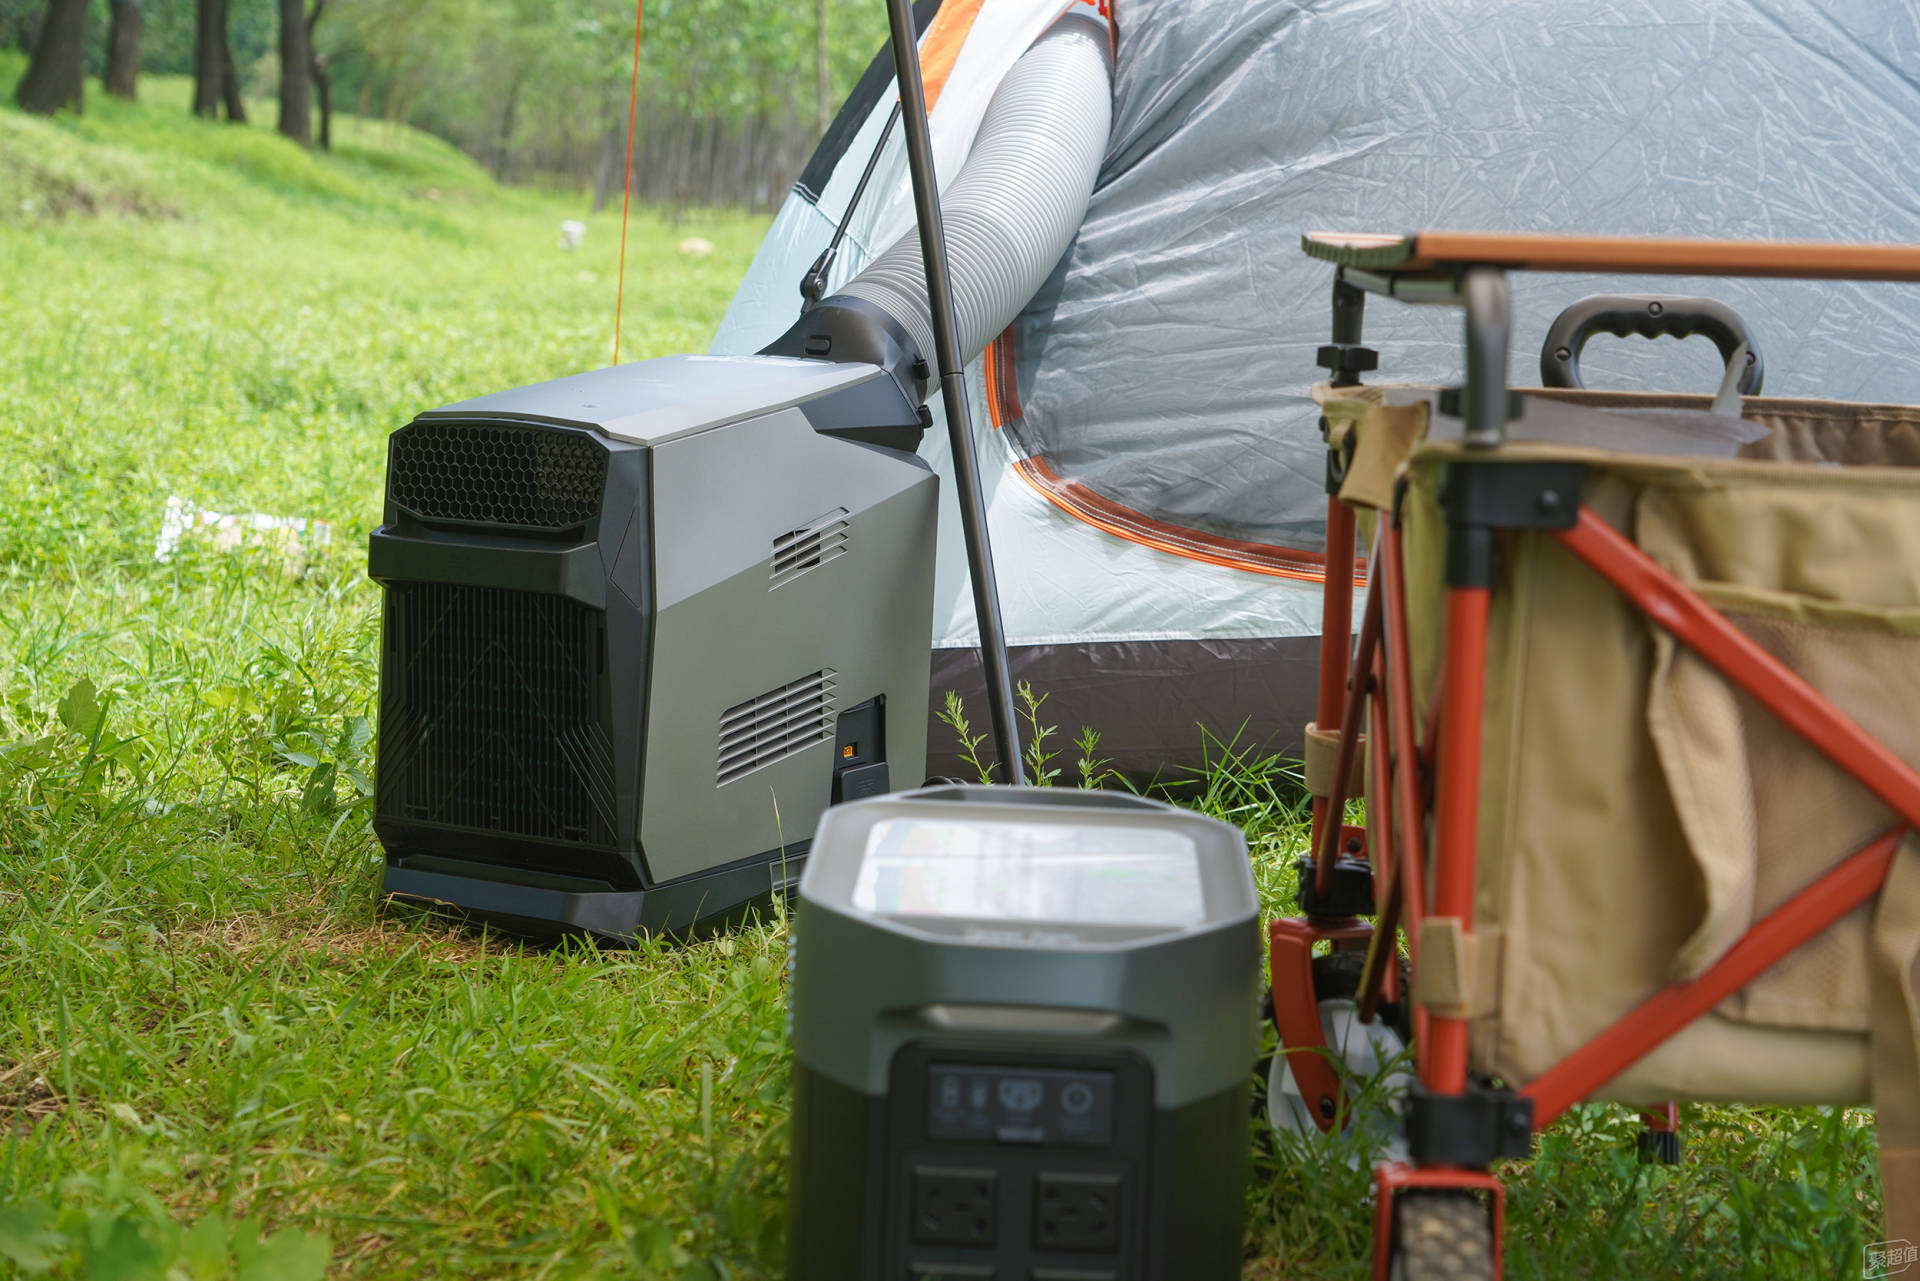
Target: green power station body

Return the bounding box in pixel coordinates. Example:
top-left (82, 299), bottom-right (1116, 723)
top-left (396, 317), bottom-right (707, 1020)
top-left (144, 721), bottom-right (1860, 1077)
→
top-left (788, 785), bottom-right (1259, 1280)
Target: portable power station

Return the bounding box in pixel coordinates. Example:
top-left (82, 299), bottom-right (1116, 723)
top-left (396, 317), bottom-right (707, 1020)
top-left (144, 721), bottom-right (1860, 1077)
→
top-left (786, 785), bottom-right (1259, 1281)
top-left (368, 352), bottom-right (937, 939)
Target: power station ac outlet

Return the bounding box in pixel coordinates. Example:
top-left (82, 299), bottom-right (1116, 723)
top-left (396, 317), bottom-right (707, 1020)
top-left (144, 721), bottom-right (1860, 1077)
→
top-left (911, 1166), bottom-right (999, 1247)
top-left (1033, 1172), bottom-right (1122, 1252)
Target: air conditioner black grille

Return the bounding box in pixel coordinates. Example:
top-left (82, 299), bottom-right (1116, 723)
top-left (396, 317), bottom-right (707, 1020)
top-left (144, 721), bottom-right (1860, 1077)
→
top-left (388, 421), bottom-right (607, 530)
top-left (378, 582), bottom-right (616, 848)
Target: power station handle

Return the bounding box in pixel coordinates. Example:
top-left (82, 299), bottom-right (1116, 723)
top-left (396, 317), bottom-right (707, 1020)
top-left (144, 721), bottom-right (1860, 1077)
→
top-left (1540, 295), bottom-right (1764, 396)
top-left (914, 780), bottom-right (1168, 810)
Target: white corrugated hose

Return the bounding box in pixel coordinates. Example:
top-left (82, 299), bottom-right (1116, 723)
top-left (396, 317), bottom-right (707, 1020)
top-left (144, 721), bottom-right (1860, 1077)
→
top-left (833, 12), bottom-right (1113, 373)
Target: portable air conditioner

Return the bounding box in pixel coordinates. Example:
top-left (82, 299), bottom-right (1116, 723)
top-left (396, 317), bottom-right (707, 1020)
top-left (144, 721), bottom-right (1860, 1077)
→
top-left (368, 352), bottom-right (937, 939)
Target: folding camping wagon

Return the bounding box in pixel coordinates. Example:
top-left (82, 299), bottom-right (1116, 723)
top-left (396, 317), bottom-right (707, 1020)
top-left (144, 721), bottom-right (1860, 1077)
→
top-left (1268, 230), bottom-right (1920, 1277)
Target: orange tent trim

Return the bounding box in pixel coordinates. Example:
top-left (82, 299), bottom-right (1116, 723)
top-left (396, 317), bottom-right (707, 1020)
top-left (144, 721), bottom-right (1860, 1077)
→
top-left (987, 329), bottom-right (1364, 587)
top-left (918, 0), bottom-right (986, 110)
top-left (940, 16), bottom-right (1347, 586)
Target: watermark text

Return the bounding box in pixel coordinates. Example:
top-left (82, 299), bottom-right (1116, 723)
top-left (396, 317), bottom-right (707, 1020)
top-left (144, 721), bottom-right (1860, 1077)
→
top-left (1866, 1240), bottom-right (1918, 1279)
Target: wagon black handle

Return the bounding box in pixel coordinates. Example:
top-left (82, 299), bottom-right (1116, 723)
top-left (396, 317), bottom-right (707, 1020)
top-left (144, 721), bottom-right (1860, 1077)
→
top-left (1540, 295), bottom-right (1765, 396)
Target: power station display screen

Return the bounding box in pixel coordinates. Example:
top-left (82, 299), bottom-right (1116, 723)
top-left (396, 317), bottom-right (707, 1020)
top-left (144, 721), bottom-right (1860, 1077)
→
top-left (925, 1063), bottom-right (1116, 1146)
top-left (851, 817), bottom-right (1205, 927)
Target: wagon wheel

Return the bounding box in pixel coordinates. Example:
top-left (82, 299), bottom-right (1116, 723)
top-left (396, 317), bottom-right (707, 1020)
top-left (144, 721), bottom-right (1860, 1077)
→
top-left (1388, 1192), bottom-right (1495, 1281)
top-left (1255, 950), bottom-right (1414, 1158)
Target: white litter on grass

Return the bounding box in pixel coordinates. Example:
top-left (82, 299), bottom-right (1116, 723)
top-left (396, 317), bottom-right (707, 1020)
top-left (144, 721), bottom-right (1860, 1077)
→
top-left (678, 236), bottom-right (714, 257)
top-left (154, 496), bottom-right (332, 576)
top-left (559, 219), bottom-right (587, 250)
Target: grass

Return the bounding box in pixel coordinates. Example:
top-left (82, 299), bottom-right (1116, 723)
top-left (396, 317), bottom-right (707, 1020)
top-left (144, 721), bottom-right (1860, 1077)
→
top-left (0, 57), bottom-right (1886, 1279)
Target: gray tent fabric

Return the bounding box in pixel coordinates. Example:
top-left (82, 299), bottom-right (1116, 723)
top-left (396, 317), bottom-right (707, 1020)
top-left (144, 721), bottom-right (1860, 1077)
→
top-left (930, 636), bottom-right (1323, 782)
top-left (717, 0), bottom-right (1920, 775)
top-left (1004, 0), bottom-right (1920, 555)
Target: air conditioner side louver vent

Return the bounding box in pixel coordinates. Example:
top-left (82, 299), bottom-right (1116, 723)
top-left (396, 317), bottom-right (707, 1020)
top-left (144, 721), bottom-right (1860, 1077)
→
top-left (770, 508), bottom-right (849, 589)
top-left (717, 670), bottom-right (836, 785)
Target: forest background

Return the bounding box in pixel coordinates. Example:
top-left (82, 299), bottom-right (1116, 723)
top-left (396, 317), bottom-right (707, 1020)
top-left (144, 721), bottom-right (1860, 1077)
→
top-left (3, 0), bottom-right (889, 210)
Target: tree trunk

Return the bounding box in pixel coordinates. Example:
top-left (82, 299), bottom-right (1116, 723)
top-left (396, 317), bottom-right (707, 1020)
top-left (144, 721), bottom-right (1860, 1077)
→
top-left (635, 102), bottom-right (654, 202)
top-left (277, 0), bottom-right (311, 145)
top-left (220, 33), bottom-right (245, 122)
top-left (814, 0), bottom-right (830, 135)
top-left (592, 122), bottom-right (618, 213)
top-left (103, 0), bottom-right (140, 101)
top-left (669, 116), bottom-right (692, 223)
top-left (492, 73), bottom-right (523, 179)
top-left (391, 74), bottom-right (424, 129)
top-left (312, 54), bottom-right (331, 149)
top-left (14, 0), bottom-right (88, 116)
top-left (307, 0), bottom-right (330, 149)
top-left (193, 0), bottom-right (223, 117)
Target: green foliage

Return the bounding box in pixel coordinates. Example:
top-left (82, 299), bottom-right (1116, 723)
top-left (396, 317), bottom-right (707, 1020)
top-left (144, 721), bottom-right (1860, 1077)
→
top-left (0, 69), bottom-right (1887, 1281)
top-left (1, 74), bottom-right (778, 1279)
top-left (1073, 725), bottom-right (1117, 790)
top-left (0, 0), bottom-right (41, 60)
top-left (628, 0), bottom-right (882, 122)
top-left (1016, 681), bottom-right (1061, 786)
top-left (938, 684), bottom-right (1120, 790)
top-left (83, 0), bottom-right (279, 81)
top-left (309, 0), bottom-right (890, 199)
top-left (0, 1201), bottom-right (330, 1281)
top-left (935, 689), bottom-right (997, 785)
top-left (2, 676), bottom-right (152, 824)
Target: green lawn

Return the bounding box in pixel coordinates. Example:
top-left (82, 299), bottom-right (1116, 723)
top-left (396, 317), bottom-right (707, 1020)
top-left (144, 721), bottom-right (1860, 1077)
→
top-left (0, 63), bottom-right (1885, 1280)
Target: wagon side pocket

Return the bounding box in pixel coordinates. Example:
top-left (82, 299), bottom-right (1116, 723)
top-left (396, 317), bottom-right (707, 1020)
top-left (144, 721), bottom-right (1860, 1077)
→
top-left (1639, 488), bottom-right (1920, 1034)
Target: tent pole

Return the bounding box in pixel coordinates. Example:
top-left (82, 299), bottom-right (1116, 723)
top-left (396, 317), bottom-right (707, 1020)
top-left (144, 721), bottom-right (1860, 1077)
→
top-left (882, 0), bottom-right (1025, 784)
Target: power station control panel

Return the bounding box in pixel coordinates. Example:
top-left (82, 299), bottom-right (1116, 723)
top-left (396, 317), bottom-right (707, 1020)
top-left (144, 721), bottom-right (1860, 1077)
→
top-left (925, 1064), bottom-right (1117, 1147)
top-left (884, 1041), bottom-right (1155, 1280)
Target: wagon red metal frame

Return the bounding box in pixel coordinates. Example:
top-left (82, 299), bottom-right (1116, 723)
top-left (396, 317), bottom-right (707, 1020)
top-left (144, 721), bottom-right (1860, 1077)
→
top-left (1271, 231), bottom-right (1920, 1277)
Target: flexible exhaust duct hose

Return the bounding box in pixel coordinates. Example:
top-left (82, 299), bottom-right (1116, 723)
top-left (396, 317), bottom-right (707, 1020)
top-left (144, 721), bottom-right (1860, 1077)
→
top-left (831, 11), bottom-right (1113, 375)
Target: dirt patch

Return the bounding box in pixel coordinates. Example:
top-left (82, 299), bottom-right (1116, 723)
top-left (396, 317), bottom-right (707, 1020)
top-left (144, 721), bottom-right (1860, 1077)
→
top-left (2, 156), bottom-right (178, 221)
top-left (0, 1050), bottom-right (68, 1129)
top-left (173, 913), bottom-right (502, 966)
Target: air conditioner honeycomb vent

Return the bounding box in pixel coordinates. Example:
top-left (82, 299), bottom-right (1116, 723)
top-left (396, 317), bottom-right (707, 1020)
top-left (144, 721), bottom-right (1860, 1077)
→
top-left (388, 420), bottom-right (606, 530)
top-left (717, 670), bottom-right (836, 785)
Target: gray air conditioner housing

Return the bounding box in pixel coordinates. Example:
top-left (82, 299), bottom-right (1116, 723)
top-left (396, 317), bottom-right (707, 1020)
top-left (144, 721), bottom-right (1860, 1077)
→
top-left (368, 353), bottom-right (937, 939)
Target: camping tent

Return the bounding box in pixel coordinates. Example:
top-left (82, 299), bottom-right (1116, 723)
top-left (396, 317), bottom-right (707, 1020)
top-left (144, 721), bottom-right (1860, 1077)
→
top-left (713, 0), bottom-right (1920, 778)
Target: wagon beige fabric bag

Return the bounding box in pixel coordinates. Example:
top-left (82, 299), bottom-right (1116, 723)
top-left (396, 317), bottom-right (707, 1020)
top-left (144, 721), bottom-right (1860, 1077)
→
top-left (1385, 396), bottom-right (1920, 1240)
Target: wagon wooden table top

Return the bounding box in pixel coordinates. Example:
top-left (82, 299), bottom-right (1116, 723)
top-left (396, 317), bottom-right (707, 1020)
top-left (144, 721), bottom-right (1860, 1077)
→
top-left (1302, 230), bottom-right (1920, 282)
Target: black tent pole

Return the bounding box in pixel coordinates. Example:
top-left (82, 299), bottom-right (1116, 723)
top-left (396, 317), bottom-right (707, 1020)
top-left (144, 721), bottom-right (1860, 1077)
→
top-left (882, 0), bottom-right (1025, 785)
